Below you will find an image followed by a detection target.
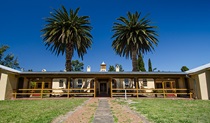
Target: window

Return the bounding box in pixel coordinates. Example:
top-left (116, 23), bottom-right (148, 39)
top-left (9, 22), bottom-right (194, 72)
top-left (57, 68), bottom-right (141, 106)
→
top-left (44, 83), bottom-right (49, 88)
top-left (78, 79), bottom-right (82, 87)
top-left (124, 78), bottom-right (129, 86)
top-left (156, 83), bottom-right (162, 88)
top-left (112, 80), bottom-right (116, 88)
top-left (143, 79), bottom-right (147, 86)
top-left (91, 80), bottom-right (94, 88)
top-left (59, 80), bottom-right (64, 87)
top-left (166, 82), bottom-right (170, 88)
top-left (37, 83), bottom-right (42, 88)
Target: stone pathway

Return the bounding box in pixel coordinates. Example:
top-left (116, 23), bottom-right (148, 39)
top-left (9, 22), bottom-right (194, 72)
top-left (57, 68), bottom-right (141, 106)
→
top-left (93, 98), bottom-right (114, 123)
top-left (52, 98), bottom-right (148, 123)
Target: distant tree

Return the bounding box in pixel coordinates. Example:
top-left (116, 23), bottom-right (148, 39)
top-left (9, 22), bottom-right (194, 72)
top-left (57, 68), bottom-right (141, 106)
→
top-left (41, 6), bottom-right (92, 71)
top-left (153, 68), bottom-right (157, 71)
top-left (148, 58), bottom-right (152, 72)
top-left (108, 65), bottom-right (115, 72)
top-left (28, 69), bottom-right (33, 72)
top-left (0, 45), bottom-right (8, 61)
top-left (71, 60), bottom-right (84, 71)
top-left (181, 66), bottom-right (189, 72)
top-left (137, 54), bottom-right (146, 72)
top-left (0, 45), bottom-right (20, 69)
top-left (112, 11), bottom-right (158, 71)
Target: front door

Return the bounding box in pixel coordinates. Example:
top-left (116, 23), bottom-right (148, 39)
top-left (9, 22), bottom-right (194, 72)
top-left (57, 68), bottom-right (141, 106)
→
top-left (100, 83), bottom-right (107, 93)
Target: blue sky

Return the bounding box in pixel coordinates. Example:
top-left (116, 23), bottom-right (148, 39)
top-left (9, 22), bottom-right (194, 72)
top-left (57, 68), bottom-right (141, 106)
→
top-left (0, 0), bottom-right (210, 72)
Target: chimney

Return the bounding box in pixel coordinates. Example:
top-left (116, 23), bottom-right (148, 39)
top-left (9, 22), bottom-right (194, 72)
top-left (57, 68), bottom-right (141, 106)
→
top-left (100, 62), bottom-right (106, 72)
top-left (87, 65), bottom-right (91, 72)
top-left (42, 69), bottom-right (46, 72)
top-left (116, 65), bottom-right (120, 72)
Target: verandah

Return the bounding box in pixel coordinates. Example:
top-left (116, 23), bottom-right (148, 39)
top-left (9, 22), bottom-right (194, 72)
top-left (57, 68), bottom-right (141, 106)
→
top-left (12, 76), bottom-right (193, 99)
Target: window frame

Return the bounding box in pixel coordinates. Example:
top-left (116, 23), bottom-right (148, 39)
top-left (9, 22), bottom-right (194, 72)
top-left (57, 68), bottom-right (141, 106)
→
top-left (59, 80), bottom-right (64, 87)
top-left (78, 79), bottom-right (82, 88)
top-left (143, 79), bottom-right (147, 87)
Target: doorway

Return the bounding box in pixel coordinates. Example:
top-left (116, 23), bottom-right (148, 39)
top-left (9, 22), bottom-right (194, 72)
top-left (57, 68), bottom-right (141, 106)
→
top-left (17, 77), bottom-right (24, 93)
top-left (100, 83), bottom-right (107, 93)
top-left (97, 79), bottom-right (110, 97)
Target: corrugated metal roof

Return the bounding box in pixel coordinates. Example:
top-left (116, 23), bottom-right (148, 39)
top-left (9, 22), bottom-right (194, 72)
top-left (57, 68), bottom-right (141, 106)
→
top-left (20, 71), bottom-right (186, 75)
top-left (0, 65), bottom-right (20, 73)
top-left (0, 64), bottom-right (186, 75)
top-left (186, 62), bottom-right (210, 74)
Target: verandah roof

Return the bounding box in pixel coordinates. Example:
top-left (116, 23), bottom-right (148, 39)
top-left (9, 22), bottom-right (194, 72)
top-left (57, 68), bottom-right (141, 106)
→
top-left (19, 71), bottom-right (187, 79)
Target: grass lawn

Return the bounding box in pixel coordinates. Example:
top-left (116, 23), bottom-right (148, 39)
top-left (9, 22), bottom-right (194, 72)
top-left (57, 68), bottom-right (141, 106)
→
top-left (129, 99), bottom-right (210, 123)
top-left (0, 98), bottom-right (87, 123)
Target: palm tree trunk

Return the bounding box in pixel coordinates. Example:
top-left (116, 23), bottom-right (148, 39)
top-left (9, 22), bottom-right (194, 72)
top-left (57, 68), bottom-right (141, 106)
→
top-left (132, 48), bottom-right (138, 72)
top-left (66, 43), bottom-right (73, 71)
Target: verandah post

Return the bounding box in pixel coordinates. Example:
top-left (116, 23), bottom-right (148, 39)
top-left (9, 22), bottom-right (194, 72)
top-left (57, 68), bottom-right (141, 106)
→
top-left (94, 79), bottom-right (96, 98)
top-left (14, 90), bottom-right (17, 99)
top-left (154, 78), bottom-right (157, 97)
top-left (41, 78), bottom-right (45, 99)
top-left (162, 81), bottom-right (165, 98)
top-left (190, 92), bottom-right (192, 99)
top-left (67, 78), bottom-right (70, 98)
top-left (110, 78), bottom-right (113, 98)
top-left (136, 78), bottom-right (138, 98)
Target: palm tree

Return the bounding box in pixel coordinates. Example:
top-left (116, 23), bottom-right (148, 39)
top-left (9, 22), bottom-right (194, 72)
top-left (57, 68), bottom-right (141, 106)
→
top-left (41, 6), bottom-right (92, 71)
top-left (112, 12), bottom-right (158, 71)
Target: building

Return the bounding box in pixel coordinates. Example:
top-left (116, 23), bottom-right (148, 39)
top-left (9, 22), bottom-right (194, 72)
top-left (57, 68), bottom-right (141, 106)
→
top-left (1, 62), bottom-right (210, 100)
top-left (186, 63), bottom-right (210, 100)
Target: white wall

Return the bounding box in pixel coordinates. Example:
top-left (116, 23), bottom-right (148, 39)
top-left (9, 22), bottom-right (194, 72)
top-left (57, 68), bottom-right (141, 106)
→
top-left (138, 79), bottom-right (154, 92)
top-left (206, 70), bottom-right (210, 99)
top-left (0, 73), bottom-right (8, 100)
top-left (198, 72), bottom-right (209, 100)
top-left (52, 78), bottom-right (67, 95)
top-left (0, 73), bottom-right (18, 100)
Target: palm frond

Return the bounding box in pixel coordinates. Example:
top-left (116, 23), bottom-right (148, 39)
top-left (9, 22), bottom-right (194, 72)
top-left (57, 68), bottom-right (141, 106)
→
top-left (41, 6), bottom-right (93, 57)
top-left (112, 11), bottom-right (158, 59)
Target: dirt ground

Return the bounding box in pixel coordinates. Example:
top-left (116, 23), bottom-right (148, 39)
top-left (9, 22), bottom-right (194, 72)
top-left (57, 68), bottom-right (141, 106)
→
top-left (109, 98), bottom-right (147, 123)
top-left (64, 98), bottom-right (98, 123)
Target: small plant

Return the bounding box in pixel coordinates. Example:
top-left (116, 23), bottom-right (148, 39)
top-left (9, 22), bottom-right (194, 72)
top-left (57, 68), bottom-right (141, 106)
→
top-left (88, 115), bottom-right (94, 123)
top-left (43, 90), bottom-right (50, 97)
top-left (30, 81), bottom-right (36, 89)
top-left (43, 90), bottom-right (50, 93)
top-left (30, 81), bottom-right (37, 93)
top-left (113, 115), bottom-right (118, 123)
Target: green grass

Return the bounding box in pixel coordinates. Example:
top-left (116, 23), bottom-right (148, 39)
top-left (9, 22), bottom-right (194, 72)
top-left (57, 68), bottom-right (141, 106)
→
top-left (129, 99), bottom-right (210, 123)
top-left (0, 98), bottom-right (87, 123)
